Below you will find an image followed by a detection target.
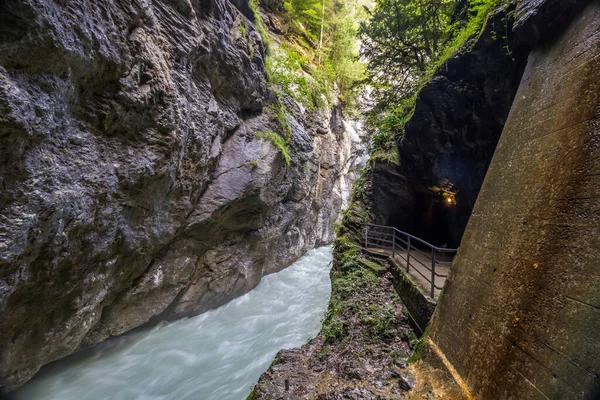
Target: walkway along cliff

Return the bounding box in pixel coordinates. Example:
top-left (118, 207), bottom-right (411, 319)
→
top-left (0, 0), bottom-right (360, 391)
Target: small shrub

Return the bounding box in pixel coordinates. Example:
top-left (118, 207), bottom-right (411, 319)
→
top-left (407, 325), bottom-right (430, 363)
top-left (316, 345), bottom-right (329, 361)
top-left (321, 315), bottom-right (346, 343)
top-left (249, 0), bottom-right (271, 46)
top-left (257, 130), bottom-right (291, 167)
top-left (271, 96), bottom-right (293, 140)
top-left (321, 298), bottom-right (347, 343)
top-left (265, 43), bottom-right (319, 107)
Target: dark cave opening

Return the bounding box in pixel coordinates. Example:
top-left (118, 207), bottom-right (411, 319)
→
top-left (371, 166), bottom-right (460, 250)
top-left (411, 190), bottom-right (452, 248)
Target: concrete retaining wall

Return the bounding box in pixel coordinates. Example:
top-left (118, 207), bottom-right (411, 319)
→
top-left (428, 3), bottom-right (600, 399)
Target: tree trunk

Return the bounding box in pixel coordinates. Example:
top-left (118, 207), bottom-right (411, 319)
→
top-left (318, 0), bottom-right (326, 64)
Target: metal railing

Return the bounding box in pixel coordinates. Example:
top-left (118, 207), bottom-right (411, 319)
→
top-left (364, 223), bottom-right (458, 299)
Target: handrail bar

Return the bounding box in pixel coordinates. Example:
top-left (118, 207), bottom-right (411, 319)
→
top-left (366, 223), bottom-right (458, 253)
top-left (408, 243), bottom-right (436, 260)
top-left (372, 238), bottom-right (395, 245)
top-left (368, 233), bottom-right (394, 240)
top-left (365, 222), bottom-right (460, 300)
top-left (394, 236), bottom-right (409, 246)
top-left (368, 231), bottom-right (394, 237)
top-left (396, 253), bottom-right (409, 263)
top-left (411, 263), bottom-right (433, 283)
top-left (411, 255), bottom-right (433, 272)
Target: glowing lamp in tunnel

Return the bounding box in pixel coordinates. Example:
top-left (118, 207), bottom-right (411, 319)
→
top-left (430, 181), bottom-right (457, 206)
top-left (442, 191), bottom-right (456, 206)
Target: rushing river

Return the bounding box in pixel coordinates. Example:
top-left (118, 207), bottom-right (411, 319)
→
top-left (15, 246), bottom-right (333, 400)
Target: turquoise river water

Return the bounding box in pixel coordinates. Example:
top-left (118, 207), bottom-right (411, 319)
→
top-left (15, 246), bottom-right (333, 400)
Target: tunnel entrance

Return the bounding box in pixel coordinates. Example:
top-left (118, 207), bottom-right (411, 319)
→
top-left (371, 166), bottom-right (459, 249)
top-left (411, 188), bottom-right (452, 248)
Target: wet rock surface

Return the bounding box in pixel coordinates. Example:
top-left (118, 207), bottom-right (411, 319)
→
top-left (0, 0), bottom-right (358, 391)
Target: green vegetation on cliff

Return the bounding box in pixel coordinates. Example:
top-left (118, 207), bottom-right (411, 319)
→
top-left (251, 0), bottom-right (514, 164)
top-left (249, 0), bottom-right (365, 166)
top-left (252, 0), bottom-right (365, 110)
top-left (256, 130), bottom-right (292, 166)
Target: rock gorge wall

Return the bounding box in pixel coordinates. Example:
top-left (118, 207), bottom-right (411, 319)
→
top-left (0, 0), bottom-right (358, 391)
top-left (429, 1), bottom-right (600, 398)
top-left (369, 0), bottom-right (594, 249)
top-left (369, 5), bottom-right (529, 248)
top-left (366, 0), bottom-right (591, 249)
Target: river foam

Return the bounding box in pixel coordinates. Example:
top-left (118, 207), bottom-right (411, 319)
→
top-left (15, 246), bottom-right (333, 400)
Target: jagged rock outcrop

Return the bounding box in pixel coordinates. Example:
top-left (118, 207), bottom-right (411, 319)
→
top-left (427, 1), bottom-right (600, 398)
top-left (0, 0), bottom-right (358, 391)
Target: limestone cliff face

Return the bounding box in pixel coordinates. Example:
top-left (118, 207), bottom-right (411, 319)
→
top-left (428, 1), bottom-right (600, 398)
top-left (0, 0), bottom-right (358, 391)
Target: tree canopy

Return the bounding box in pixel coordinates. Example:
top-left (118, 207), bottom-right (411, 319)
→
top-left (255, 0), bottom-right (366, 110)
top-left (358, 0), bottom-right (510, 162)
top-left (360, 0), bottom-right (456, 108)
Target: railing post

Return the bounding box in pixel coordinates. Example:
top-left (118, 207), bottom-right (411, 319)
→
top-left (406, 235), bottom-right (411, 273)
top-left (392, 229), bottom-right (396, 258)
top-left (431, 248), bottom-right (436, 298)
top-left (365, 225), bottom-right (369, 248)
